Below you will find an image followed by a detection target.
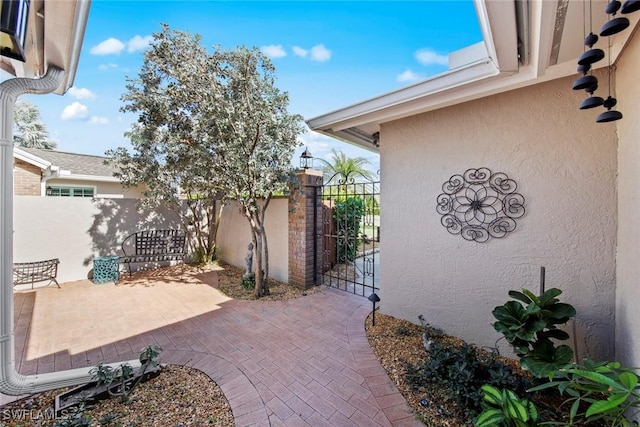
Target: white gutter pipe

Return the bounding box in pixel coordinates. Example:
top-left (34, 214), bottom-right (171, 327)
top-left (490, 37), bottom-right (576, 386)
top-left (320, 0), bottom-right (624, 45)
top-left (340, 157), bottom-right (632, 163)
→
top-left (0, 67), bottom-right (138, 396)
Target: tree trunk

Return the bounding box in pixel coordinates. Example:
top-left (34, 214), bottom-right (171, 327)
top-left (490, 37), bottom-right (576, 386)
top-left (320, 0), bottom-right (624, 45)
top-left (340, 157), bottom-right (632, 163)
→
top-left (251, 224), bottom-right (263, 298)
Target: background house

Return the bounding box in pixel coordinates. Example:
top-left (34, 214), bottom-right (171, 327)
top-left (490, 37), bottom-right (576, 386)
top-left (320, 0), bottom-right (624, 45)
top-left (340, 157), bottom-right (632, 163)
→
top-left (308, 0), bottom-right (640, 377)
top-left (13, 147), bottom-right (143, 198)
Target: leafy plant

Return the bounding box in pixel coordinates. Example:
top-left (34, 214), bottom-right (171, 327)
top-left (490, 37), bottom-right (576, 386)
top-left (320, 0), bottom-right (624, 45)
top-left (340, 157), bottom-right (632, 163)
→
top-left (406, 339), bottom-right (530, 419)
top-left (334, 197), bottom-right (365, 262)
top-left (475, 385), bottom-right (539, 427)
top-left (492, 288), bottom-right (576, 378)
top-left (529, 358), bottom-right (640, 426)
top-left (241, 273), bottom-right (255, 291)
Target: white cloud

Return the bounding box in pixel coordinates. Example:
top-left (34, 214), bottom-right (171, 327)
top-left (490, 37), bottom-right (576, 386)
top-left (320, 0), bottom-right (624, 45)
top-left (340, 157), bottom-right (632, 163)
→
top-left (292, 46), bottom-right (308, 58)
top-left (397, 69), bottom-right (422, 83)
top-left (415, 48), bottom-right (448, 66)
top-left (98, 63), bottom-right (118, 71)
top-left (310, 44), bottom-right (331, 62)
top-left (127, 35), bottom-right (153, 52)
top-left (69, 87), bottom-right (96, 100)
top-left (90, 38), bottom-right (126, 55)
top-left (61, 102), bottom-right (89, 121)
top-left (261, 44), bottom-right (287, 58)
top-left (89, 116), bottom-right (109, 125)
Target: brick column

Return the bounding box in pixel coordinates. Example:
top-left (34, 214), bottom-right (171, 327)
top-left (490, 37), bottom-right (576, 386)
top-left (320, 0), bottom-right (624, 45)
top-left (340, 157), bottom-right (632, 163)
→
top-left (288, 169), bottom-right (323, 289)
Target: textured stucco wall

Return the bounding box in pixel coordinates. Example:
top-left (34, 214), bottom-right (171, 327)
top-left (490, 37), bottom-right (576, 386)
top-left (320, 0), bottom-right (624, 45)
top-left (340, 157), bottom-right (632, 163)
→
top-left (615, 28), bottom-right (640, 369)
top-left (216, 198), bottom-right (289, 283)
top-left (380, 74), bottom-right (617, 361)
top-left (13, 197), bottom-right (181, 283)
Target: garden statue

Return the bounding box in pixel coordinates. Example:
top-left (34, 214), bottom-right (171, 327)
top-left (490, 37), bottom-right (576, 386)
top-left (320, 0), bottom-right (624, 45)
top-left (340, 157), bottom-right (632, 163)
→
top-left (243, 243), bottom-right (254, 278)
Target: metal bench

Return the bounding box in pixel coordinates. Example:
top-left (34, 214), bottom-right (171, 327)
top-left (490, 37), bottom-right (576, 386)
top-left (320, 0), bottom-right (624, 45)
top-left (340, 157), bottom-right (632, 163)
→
top-left (13, 258), bottom-right (60, 289)
top-left (120, 229), bottom-right (187, 276)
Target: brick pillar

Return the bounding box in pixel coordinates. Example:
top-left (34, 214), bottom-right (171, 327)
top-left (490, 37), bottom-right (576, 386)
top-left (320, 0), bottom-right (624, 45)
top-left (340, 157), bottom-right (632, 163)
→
top-left (288, 169), bottom-right (323, 289)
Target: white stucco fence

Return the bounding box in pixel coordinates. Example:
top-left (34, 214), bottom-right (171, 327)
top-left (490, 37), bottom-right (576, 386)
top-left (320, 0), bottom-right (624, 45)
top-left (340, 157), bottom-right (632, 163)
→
top-left (13, 197), bottom-right (289, 284)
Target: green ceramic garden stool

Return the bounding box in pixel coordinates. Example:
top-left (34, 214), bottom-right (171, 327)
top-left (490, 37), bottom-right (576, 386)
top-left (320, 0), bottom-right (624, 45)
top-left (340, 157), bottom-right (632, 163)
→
top-left (92, 256), bottom-right (120, 284)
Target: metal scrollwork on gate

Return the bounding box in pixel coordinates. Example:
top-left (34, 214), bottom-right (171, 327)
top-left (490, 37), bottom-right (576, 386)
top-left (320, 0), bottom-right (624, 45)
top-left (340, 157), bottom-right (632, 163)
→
top-left (436, 168), bottom-right (525, 243)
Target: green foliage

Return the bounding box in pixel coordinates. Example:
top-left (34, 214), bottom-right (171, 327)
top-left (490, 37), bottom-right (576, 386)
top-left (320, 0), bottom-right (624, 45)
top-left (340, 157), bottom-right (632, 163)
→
top-left (475, 385), bottom-right (539, 427)
top-left (529, 359), bottom-right (640, 426)
top-left (241, 273), bottom-right (255, 291)
top-left (492, 288), bottom-right (576, 378)
top-left (406, 340), bottom-right (530, 420)
top-left (113, 24), bottom-right (304, 297)
top-left (318, 148), bottom-right (375, 184)
top-left (334, 197), bottom-right (365, 262)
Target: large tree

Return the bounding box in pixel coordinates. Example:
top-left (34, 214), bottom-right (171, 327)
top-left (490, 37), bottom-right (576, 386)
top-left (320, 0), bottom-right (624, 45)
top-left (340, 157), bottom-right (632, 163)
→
top-left (109, 25), bottom-right (304, 297)
top-left (13, 100), bottom-right (56, 149)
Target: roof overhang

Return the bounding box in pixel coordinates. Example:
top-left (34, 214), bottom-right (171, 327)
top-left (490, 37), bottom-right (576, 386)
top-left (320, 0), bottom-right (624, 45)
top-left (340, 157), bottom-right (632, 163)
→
top-left (307, 0), bottom-right (640, 152)
top-left (0, 0), bottom-right (91, 95)
top-left (13, 146), bottom-right (50, 169)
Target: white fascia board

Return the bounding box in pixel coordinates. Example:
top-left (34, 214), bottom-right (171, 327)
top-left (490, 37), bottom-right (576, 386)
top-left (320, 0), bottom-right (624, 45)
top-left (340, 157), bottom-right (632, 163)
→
top-left (13, 148), bottom-right (51, 170)
top-left (51, 174), bottom-right (120, 183)
top-left (306, 56), bottom-right (500, 133)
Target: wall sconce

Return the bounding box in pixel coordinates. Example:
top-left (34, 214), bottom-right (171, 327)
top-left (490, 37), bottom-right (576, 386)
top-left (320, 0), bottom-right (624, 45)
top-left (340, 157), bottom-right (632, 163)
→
top-left (300, 147), bottom-right (313, 170)
top-left (0, 0), bottom-right (30, 62)
top-left (45, 186), bottom-right (52, 196)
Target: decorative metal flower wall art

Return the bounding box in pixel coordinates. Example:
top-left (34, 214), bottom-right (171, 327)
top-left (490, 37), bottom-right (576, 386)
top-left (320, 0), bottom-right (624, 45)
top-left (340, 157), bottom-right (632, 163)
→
top-left (436, 168), bottom-right (525, 243)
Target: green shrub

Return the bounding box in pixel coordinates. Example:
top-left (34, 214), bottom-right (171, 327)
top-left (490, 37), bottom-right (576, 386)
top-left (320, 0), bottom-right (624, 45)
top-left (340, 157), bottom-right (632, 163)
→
top-left (406, 339), bottom-right (530, 420)
top-left (475, 385), bottom-right (539, 427)
top-left (492, 288), bottom-right (576, 379)
top-left (529, 359), bottom-right (640, 426)
top-left (333, 197), bottom-right (364, 262)
top-left (241, 273), bottom-right (255, 291)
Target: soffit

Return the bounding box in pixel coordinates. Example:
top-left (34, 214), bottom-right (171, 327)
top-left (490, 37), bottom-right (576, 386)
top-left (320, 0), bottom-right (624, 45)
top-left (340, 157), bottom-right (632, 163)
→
top-left (0, 0), bottom-right (91, 95)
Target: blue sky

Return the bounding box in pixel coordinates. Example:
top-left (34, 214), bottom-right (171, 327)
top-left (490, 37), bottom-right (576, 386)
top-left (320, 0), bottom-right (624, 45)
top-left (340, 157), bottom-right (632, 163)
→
top-left (21, 0), bottom-right (482, 171)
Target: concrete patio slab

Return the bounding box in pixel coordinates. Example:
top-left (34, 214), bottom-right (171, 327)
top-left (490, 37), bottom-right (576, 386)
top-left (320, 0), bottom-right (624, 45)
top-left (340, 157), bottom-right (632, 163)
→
top-left (4, 268), bottom-right (421, 426)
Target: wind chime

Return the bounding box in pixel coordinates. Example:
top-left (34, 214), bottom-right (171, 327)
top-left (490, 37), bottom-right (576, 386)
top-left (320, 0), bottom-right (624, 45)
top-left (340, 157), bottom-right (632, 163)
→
top-left (572, 0), bottom-right (640, 122)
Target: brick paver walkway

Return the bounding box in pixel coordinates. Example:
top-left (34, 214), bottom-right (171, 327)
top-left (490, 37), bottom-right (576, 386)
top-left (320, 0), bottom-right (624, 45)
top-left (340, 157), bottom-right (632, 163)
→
top-left (5, 269), bottom-right (421, 426)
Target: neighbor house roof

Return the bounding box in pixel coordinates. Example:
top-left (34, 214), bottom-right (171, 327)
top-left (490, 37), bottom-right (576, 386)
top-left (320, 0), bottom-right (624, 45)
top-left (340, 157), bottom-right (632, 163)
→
top-left (14, 147), bottom-right (119, 182)
top-left (306, 0), bottom-right (640, 152)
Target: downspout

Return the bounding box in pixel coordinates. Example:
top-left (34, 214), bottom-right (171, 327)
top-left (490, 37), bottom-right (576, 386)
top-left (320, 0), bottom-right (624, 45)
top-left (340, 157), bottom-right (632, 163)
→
top-left (0, 67), bottom-right (138, 395)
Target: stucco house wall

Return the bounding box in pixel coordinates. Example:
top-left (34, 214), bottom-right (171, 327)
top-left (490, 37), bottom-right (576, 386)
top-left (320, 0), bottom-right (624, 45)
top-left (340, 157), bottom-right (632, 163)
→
top-left (615, 28), bottom-right (640, 369)
top-left (379, 74), bottom-right (617, 361)
top-left (14, 159), bottom-right (41, 196)
top-left (44, 177), bottom-right (144, 198)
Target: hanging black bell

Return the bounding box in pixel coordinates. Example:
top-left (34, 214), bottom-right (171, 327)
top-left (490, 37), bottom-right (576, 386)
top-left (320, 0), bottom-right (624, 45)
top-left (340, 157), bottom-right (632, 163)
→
top-left (577, 63), bottom-right (592, 74)
top-left (596, 110), bottom-right (623, 122)
top-left (603, 95), bottom-right (618, 109)
top-left (606, 0), bottom-right (622, 14)
top-left (585, 82), bottom-right (599, 94)
top-left (600, 17), bottom-right (630, 36)
top-left (578, 48), bottom-right (605, 65)
top-left (572, 74), bottom-right (598, 90)
top-left (584, 32), bottom-right (599, 47)
top-left (580, 96), bottom-right (605, 109)
top-left (621, 0), bottom-right (640, 13)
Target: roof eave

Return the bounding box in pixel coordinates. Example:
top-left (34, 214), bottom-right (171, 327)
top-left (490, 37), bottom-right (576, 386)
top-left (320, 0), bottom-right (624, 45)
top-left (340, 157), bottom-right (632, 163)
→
top-left (0, 0), bottom-right (91, 95)
top-left (305, 0), bottom-right (518, 151)
top-left (13, 147), bottom-right (51, 169)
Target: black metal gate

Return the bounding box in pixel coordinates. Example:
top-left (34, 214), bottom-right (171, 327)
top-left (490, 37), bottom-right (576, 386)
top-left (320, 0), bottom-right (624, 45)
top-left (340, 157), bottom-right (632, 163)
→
top-left (316, 178), bottom-right (380, 296)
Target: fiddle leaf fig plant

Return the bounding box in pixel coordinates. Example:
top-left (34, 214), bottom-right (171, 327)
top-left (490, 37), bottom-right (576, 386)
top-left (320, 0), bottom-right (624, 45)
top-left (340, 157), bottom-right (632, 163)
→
top-left (492, 288), bottom-right (576, 378)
